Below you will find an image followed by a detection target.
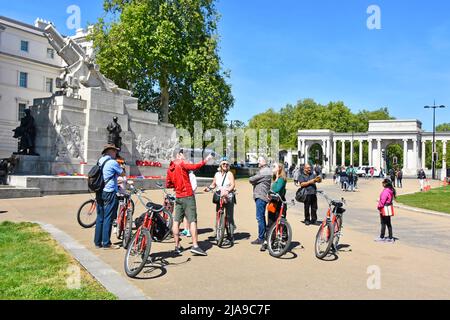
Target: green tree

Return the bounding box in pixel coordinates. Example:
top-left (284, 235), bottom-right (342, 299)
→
top-left (91, 0), bottom-right (234, 130)
top-left (436, 123), bottom-right (450, 132)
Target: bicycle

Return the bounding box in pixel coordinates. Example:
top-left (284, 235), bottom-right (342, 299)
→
top-left (124, 185), bottom-right (173, 278)
top-left (206, 188), bottom-right (235, 247)
top-left (114, 189), bottom-right (136, 249)
top-left (77, 191), bottom-right (135, 230)
top-left (314, 190), bottom-right (346, 259)
top-left (266, 191), bottom-right (292, 258)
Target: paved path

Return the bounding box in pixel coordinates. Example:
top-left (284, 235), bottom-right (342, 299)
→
top-left (1, 178), bottom-right (450, 300)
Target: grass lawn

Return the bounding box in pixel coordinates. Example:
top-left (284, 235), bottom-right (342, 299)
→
top-left (396, 186), bottom-right (450, 214)
top-left (0, 221), bottom-right (116, 300)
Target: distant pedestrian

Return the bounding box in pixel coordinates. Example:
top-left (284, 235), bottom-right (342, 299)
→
top-left (375, 178), bottom-right (396, 243)
top-left (365, 166), bottom-right (370, 179)
top-left (94, 144), bottom-right (123, 250)
top-left (298, 163), bottom-right (322, 225)
top-left (417, 169), bottom-right (427, 192)
top-left (396, 168), bottom-right (403, 188)
top-left (346, 165), bottom-right (356, 192)
top-left (340, 167), bottom-right (348, 191)
top-left (389, 168), bottom-right (396, 187)
top-left (370, 167), bottom-right (375, 179)
top-left (249, 156), bottom-right (273, 245)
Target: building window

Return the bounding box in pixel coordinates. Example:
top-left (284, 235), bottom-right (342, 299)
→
top-left (20, 40), bottom-right (29, 52)
top-left (19, 72), bottom-right (28, 88)
top-left (47, 48), bottom-right (54, 59)
top-left (18, 103), bottom-right (27, 120)
top-left (45, 78), bottom-right (53, 93)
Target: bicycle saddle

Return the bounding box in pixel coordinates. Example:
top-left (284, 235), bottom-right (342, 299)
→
top-left (331, 200), bottom-right (343, 208)
top-left (146, 202), bottom-right (164, 212)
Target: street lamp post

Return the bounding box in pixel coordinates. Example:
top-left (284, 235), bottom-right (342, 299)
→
top-left (424, 102), bottom-right (446, 180)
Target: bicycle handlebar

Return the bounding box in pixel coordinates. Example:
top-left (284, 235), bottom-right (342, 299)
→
top-left (316, 190), bottom-right (345, 207)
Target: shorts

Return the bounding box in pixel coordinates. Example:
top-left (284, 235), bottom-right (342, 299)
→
top-left (175, 196), bottom-right (197, 223)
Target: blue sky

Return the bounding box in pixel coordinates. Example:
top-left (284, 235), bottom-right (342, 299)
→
top-left (2, 0), bottom-right (449, 130)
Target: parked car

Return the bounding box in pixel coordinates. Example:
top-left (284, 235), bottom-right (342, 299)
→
top-left (356, 166), bottom-right (381, 177)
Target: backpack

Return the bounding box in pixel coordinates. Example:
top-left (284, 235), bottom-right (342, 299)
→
top-left (134, 212), bottom-right (170, 241)
top-left (87, 159), bottom-right (112, 192)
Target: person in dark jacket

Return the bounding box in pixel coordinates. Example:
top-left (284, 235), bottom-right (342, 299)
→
top-left (417, 169), bottom-right (427, 192)
top-left (298, 164), bottom-right (322, 225)
top-left (166, 149), bottom-right (213, 256)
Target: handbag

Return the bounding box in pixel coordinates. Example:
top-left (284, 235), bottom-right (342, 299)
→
top-left (295, 187), bottom-right (307, 203)
top-left (381, 204), bottom-right (395, 217)
top-left (213, 172), bottom-right (228, 204)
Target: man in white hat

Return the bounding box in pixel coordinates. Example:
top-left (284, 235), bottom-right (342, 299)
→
top-left (94, 144), bottom-right (123, 250)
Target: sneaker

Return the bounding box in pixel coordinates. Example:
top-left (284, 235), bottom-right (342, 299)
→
top-left (386, 238), bottom-right (395, 243)
top-left (191, 246), bottom-right (207, 256)
top-left (174, 246), bottom-right (184, 255)
top-left (103, 244), bottom-right (121, 250)
top-left (374, 237), bottom-right (386, 242)
top-left (305, 220), bottom-right (311, 226)
top-left (260, 242), bottom-right (268, 252)
top-left (251, 239), bottom-right (264, 245)
top-left (180, 229), bottom-right (188, 237)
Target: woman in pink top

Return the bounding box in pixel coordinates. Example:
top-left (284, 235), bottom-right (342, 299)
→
top-left (375, 178), bottom-right (397, 243)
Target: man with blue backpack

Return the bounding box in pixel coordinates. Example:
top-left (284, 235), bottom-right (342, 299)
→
top-left (89, 144), bottom-right (123, 250)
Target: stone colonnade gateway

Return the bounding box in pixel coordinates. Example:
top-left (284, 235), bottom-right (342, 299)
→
top-left (296, 120), bottom-right (450, 179)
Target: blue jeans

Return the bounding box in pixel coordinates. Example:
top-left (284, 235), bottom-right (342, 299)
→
top-left (255, 198), bottom-right (268, 241)
top-left (94, 191), bottom-right (118, 247)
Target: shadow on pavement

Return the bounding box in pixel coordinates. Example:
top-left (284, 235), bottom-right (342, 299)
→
top-left (0, 211), bottom-right (7, 214)
top-left (134, 251), bottom-right (193, 280)
top-left (198, 228), bottom-right (214, 235)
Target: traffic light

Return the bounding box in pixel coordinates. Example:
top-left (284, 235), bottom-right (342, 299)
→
top-left (381, 149), bottom-right (386, 161)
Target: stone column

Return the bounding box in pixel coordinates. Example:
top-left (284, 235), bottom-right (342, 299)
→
top-left (322, 139), bottom-right (327, 167)
top-left (359, 140), bottom-right (363, 166)
top-left (412, 139), bottom-right (418, 172)
top-left (341, 140), bottom-right (346, 166)
top-left (333, 139), bottom-right (337, 168)
top-left (422, 140), bottom-right (426, 169)
top-left (377, 139), bottom-right (382, 170)
top-left (305, 143), bottom-right (309, 165)
top-left (442, 141), bottom-right (447, 180)
top-left (327, 138), bottom-right (332, 172)
top-left (403, 139), bottom-right (408, 170)
top-left (350, 139), bottom-right (354, 165)
top-left (368, 139), bottom-right (373, 166)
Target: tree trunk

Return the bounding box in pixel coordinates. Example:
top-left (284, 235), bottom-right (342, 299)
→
top-left (160, 80), bottom-right (169, 123)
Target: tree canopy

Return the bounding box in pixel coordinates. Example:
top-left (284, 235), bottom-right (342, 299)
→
top-left (91, 0), bottom-right (234, 130)
top-left (436, 123), bottom-right (450, 132)
top-left (248, 99), bottom-right (393, 149)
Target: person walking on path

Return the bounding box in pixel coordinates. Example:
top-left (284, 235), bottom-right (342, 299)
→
top-left (396, 168), bottom-right (403, 188)
top-left (370, 167), bottom-right (375, 179)
top-left (389, 168), bottom-right (396, 187)
top-left (346, 165), bottom-right (356, 192)
top-left (417, 169), bottom-right (427, 192)
top-left (94, 144), bottom-right (123, 250)
top-left (340, 167), bottom-right (348, 191)
top-left (166, 149), bottom-right (214, 256)
top-left (205, 157), bottom-right (237, 236)
top-left (298, 163), bottom-right (322, 225)
top-left (249, 156), bottom-right (272, 245)
top-left (261, 162), bottom-right (287, 252)
top-left (375, 178), bottom-right (396, 243)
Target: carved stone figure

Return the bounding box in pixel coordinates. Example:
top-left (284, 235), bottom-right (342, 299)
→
top-left (12, 109), bottom-right (38, 156)
top-left (107, 117), bottom-right (122, 150)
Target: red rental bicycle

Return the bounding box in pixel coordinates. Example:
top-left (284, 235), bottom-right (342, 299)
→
top-left (114, 190), bottom-right (135, 249)
top-left (207, 188), bottom-right (235, 247)
top-left (266, 191), bottom-right (292, 258)
top-left (314, 191), bottom-right (346, 259)
top-left (124, 185), bottom-right (173, 278)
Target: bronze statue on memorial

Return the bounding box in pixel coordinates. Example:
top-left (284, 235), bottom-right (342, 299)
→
top-left (12, 109), bottom-right (39, 156)
top-left (107, 117), bottom-right (122, 150)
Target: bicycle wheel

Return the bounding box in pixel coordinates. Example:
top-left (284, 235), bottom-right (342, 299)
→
top-left (315, 220), bottom-right (334, 259)
top-left (122, 208), bottom-right (134, 249)
top-left (124, 229), bottom-right (152, 278)
top-left (77, 199), bottom-right (97, 228)
top-left (216, 210), bottom-right (226, 247)
top-left (129, 199), bottom-right (135, 215)
top-left (333, 216), bottom-right (342, 251)
top-left (158, 209), bottom-right (173, 241)
top-left (267, 219), bottom-right (292, 258)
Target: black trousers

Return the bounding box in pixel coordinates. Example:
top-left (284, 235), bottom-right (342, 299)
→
top-left (380, 215), bottom-right (393, 239)
top-left (304, 194), bottom-right (318, 222)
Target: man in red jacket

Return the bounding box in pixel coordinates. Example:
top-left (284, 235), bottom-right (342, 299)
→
top-left (166, 149), bottom-right (213, 256)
